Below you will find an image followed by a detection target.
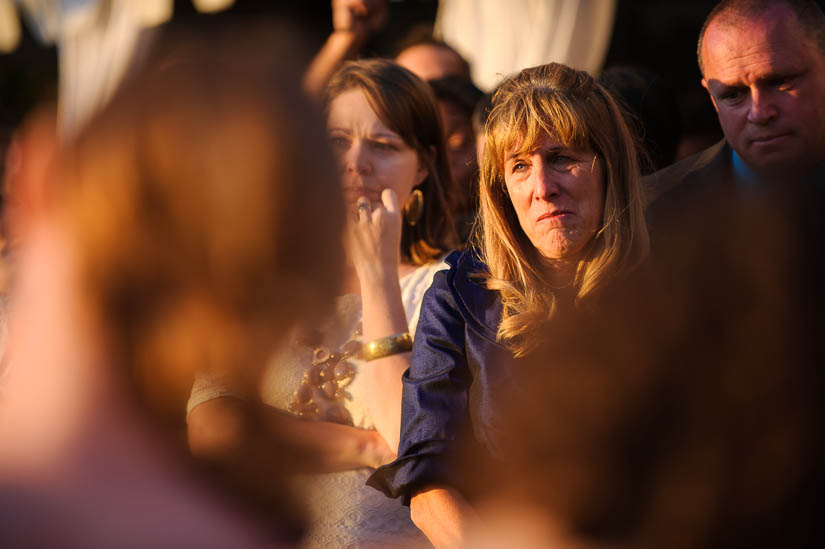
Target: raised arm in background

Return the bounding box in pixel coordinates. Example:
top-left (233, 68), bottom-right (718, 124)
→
top-left (303, 0), bottom-right (388, 97)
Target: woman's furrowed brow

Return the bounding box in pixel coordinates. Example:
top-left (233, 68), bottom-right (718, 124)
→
top-left (507, 145), bottom-right (564, 161)
top-left (370, 131), bottom-right (403, 140)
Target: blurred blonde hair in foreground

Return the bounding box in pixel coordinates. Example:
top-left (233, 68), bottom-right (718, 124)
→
top-left (0, 26), bottom-right (343, 547)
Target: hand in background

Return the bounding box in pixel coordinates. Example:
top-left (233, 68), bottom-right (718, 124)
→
top-left (304, 0), bottom-right (388, 96)
top-left (332, 0), bottom-right (388, 43)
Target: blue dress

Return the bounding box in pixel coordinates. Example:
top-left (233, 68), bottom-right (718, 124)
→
top-left (367, 249), bottom-right (520, 504)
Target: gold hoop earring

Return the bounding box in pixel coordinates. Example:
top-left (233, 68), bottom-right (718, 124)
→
top-left (403, 188), bottom-right (424, 226)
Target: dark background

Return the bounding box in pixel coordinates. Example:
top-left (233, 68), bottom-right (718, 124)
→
top-left (3, 0), bottom-right (825, 155)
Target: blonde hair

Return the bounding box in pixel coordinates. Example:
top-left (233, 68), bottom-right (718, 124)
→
top-left (479, 63), bottom-right (649, 356)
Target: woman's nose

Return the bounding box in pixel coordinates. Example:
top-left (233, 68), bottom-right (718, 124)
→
top-left (532, 162), bottom-right (560, 201)
top-left (345, 140), bottom-right (371, 175)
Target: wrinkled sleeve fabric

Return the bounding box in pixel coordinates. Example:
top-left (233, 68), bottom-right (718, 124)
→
top-left (367, 263), bottom-right (473, 504)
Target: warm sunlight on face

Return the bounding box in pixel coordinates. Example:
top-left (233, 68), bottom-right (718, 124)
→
top-left (503, 133), bottom-right (604, 262)
top-left (327, 88), bottom-right (427, 207)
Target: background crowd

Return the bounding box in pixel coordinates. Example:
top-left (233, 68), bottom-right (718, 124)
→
top-left (1, 0), bottom-right (824, 548)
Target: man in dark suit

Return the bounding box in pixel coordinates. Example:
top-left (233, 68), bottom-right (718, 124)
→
top-left (646, 0), bottom-right (825, 285)
top-left (648, 0), bottom-right (825, 202)
top-left (629, 4), bottom-right (825, 544)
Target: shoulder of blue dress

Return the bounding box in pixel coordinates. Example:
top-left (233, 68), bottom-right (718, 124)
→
top-left (442, 248), bottom-right (502, 341)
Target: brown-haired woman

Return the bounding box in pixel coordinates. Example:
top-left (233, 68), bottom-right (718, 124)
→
top-left (188, 58), bottom-right (457, 547)
top-left (368, 62), bottom-right (649, 546)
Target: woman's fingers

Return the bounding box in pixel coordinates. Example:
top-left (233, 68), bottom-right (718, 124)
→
top-left (381, 187), bottom-right (399, 215)
top-left (352, 189), bottom-right (400, 227)
top-left (356, 197), bottom-right (371, 221)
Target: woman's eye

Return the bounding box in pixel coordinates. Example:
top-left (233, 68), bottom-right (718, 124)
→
top-left (511, 161), bottom-right (529, 173)
top-left (329, 136), bottom-right (349, 149)
top-left (550, 155), bottom-right (575, 168)
top-left (370, 141), bottom-right (397, 151)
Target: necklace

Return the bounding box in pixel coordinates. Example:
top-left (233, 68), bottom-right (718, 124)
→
top-left (288, 322), bottom-right (362, 425)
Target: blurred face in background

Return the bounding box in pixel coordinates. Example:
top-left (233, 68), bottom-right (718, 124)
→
top-left (327, 88), bottom-right (427, 208)
top-left (438, 99), bottom-right (477, 210)
top-left (396, 43), bottom-right (467, 82)
top-left (503, 133), bottom-right (604, 262)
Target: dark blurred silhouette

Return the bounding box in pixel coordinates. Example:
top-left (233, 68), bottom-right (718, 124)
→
top-left (468, 168), bottom-right (825, 548)
top-left (599, 65), bottom-right (682, 174)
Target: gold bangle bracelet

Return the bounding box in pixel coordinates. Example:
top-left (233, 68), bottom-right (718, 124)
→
top-left (362, 332), bottom-right (413, 362)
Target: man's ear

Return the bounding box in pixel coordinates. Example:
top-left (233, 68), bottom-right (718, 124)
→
top-left (701, 78), bottom-right (719, 113)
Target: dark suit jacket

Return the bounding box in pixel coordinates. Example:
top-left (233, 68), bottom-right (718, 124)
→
top-left (634, 138), bottom-right (825, 548)
top-left (644, 139), bottom-right (732, 206)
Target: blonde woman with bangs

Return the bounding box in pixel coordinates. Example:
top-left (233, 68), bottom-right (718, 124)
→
top-left (368, 62), bottom-right (649, 547)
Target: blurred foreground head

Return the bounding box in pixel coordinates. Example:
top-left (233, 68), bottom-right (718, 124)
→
top-left (54, 33), bottom-right (344, 421)
top-left (1, 28), bottom-right (344, 546)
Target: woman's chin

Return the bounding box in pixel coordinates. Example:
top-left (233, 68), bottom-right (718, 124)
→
top-left (531, 233), bottom-right (581, 262)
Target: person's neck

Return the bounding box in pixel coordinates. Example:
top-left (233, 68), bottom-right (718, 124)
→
top-left (539, 256), bottom-right (578, 291)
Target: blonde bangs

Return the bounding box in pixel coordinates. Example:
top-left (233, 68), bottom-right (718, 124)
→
top-left (487, 88), bottom-right (591, 174)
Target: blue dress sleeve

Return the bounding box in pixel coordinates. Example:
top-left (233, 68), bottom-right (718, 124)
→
top-left (366, 262), bottom-right (473, 504)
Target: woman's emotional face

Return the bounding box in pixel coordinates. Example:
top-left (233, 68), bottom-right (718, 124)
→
top-left (327, 88), bottom-right (427, 207)
top-left (503, 133), bottom-right (604, 261)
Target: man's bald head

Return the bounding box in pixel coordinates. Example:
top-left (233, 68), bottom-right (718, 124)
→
top-left (697, 0), bottom-right (825, 76)
top-left (395, 40), bottom-right (471, 82)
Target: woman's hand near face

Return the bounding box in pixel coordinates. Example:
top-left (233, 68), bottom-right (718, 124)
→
top-left (346, 187), bottom-right (411, 451)
top-left (347, 188), bottom-right (403, 286)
